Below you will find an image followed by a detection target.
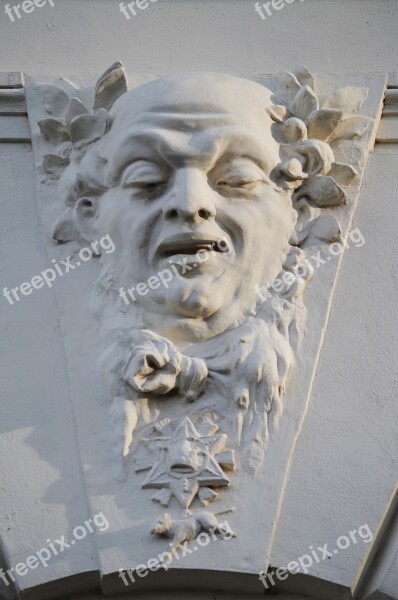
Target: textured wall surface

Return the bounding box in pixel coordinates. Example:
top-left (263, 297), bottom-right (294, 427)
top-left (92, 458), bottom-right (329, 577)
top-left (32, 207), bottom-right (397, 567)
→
top-left (0, 2), bottom-right (397, 599)
top-left (0, 0), bottom-right (396, 80)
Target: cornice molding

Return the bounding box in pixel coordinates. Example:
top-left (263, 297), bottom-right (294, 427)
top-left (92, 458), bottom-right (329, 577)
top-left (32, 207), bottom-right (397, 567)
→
top-left (376, 87), bottom-right (398, 145)
top-left (0, 71), bottom-right (30, 143)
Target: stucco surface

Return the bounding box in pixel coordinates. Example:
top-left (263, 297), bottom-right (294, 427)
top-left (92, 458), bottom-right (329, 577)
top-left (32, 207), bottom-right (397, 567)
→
top-left (0, 1), bottom-right (396, 80)
top-left (0, 1), bottom-right (397, 599)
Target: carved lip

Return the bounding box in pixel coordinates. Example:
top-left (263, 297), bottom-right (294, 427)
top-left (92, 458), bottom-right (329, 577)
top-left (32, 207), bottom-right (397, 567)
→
top-left (156, 233), bottom-right (231, 259)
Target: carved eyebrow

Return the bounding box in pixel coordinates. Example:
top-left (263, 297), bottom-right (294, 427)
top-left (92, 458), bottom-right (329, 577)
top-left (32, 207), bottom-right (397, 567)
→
top-left (211, 154), bottom-right (271, 176)
top-left (209, 133), bottom-right (276, 174)
top-left (136, 110), bottom-right (234, 128)
top-left (120, 161), bottom-right (166, 186)
top-left (110, 126), bottom-right (276, 178)
top-left (110, 131), bottom-right (174, 181)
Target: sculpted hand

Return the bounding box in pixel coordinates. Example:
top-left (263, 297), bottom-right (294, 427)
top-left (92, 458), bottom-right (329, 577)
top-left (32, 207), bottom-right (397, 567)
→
top-left (123, 329), bottom-right (208, 401)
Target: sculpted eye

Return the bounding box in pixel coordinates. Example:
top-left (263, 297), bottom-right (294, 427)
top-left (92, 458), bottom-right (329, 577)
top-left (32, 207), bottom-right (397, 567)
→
top-left (213, 159), bottom-right (268, 191)
top-left (217, 177), bottom-right (261, 189)
top-left (121, 161), bottom-right (167, 190)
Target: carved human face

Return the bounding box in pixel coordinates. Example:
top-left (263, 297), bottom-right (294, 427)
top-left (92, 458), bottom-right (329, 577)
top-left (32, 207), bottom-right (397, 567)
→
top-left (84, 74), bottom-right (296, 342)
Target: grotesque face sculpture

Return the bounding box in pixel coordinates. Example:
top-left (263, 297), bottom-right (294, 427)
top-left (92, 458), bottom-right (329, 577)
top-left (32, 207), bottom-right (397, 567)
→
top-left (46, 63), bottom-right (355, 477)
top-left (74, 74), bottom-right (296, 342)
top-left (38, 64), bottom-right (362, 546)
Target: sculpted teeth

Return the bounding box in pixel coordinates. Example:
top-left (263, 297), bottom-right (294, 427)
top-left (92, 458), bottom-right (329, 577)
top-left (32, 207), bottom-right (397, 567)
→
top-left (159, 240), bottom-right (223, 258)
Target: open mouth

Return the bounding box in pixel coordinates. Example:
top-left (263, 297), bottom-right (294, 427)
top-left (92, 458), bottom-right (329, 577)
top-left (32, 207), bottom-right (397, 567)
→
top-left (156, 233), bottom-right (231, 259)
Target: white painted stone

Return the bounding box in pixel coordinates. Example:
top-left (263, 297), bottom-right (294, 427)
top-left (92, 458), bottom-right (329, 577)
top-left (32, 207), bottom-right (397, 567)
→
top-left (11, 65), bottom-right (382, 598)
top-left (0, 2), bottom-right (398, 599)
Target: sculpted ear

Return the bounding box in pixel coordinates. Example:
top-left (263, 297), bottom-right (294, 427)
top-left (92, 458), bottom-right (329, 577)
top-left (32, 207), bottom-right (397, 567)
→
top-left (75, 197), bottom-right (99, 242)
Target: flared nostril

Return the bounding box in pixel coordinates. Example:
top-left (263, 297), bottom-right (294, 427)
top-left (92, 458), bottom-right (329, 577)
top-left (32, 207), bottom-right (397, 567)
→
top-left (165, 208), bottom-right (179, 219)
top-left (198, 208), bottom-right (210, 219)
top-left (165, 207), bottom-right (212, 220)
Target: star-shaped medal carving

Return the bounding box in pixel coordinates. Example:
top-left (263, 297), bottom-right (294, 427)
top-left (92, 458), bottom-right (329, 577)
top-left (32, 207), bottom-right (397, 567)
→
top-left (135, 416), bottom-right (235, 511)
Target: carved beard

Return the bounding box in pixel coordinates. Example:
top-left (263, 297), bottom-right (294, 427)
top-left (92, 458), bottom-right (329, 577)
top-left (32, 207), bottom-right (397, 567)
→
top-left (93, 244), bottom-right (310, 473)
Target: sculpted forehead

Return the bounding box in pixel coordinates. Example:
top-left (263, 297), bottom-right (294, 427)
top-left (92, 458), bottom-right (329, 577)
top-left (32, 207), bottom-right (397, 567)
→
top-left (109, 73), bottom-right (276, 126)
top-left (104, 73), bottom-right (280, 172)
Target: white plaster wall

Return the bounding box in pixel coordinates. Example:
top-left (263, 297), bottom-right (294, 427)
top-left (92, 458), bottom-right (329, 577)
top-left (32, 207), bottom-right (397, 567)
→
top-left (271, 148), bottom-right (398, 591)
top-left (1, 1), bottom-right (398, 598)
top-left (0, 143), bottom-right (98, 597)
top-left (0, 0), bottom-right (396, 81)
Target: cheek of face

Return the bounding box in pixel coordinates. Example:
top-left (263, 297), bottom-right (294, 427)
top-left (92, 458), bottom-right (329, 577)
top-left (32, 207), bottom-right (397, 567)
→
top-left (204, 186), bottom-right (295, 312)
top-left (93, 184), bottom-right (295, 323)
top-left (240, 190), bottom-right (296, 288)
top-left (95, 189), bottom-right (157, 284)
top-left (155, 189), bottom-right (293, 319)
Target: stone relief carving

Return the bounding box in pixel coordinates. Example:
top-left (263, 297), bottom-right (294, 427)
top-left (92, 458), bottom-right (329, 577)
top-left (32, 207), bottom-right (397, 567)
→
top-left (150, 509), bottom-right (235, 552)
top-left (29, 63), bottom-right (373, 549)
top-left (136, 416), bottom-right (235, 511)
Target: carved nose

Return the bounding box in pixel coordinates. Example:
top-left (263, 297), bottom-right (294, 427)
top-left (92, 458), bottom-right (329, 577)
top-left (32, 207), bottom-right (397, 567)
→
top-left (164, 207), bottom-right (213, 221)
top-left (163, 169), bottom-right (216, 223)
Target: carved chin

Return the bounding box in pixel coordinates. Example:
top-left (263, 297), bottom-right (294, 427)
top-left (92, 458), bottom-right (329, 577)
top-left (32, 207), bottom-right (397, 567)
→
top-left (166, 289), bottom-right (221, 319)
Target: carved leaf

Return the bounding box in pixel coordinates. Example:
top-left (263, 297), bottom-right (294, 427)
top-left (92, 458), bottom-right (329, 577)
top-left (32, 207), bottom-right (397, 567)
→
top-left (38, 118), bottom-right (70, 144)
top-left (322, 86), bottom-right (368, 112)
top-left (330, 140), bottom-right (362, 166)
top-left (327, 115), bottom-right (372, 142)
top-left (307, 109), bottom-right (343, 141)
top-left (93, 61), bottom-right (128, 111)
top-left (293, 65), bottom-right (314, 90)
top-left (296, 175), bottom-right (347, 207)
top-left (65, 97), bottom-right (89, 126)
top-left (283, 117), bottom-right (307, 143)
top-left (52, 207), bottom-right (78, 242)
top-left (290, 222), bottom-right (311, 246)
top-left (37, 84), bottom-right (70, 116)
top-left (52, 77), bottom-right (78, 96)
top-left (275, 71), bottom-right (302, 108)
top-left (267, 104), bottom-right (288, 123)
top-left (306, 215), bottom-right (342, 244)
top-left (292, 85), bottom-right (319, 120)
top-left (328, 162), bottom-right (358, 187)
top-left (69, 108), bottom-right (110, 148)
top-left (42, 154), bottom-right (70, 180)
